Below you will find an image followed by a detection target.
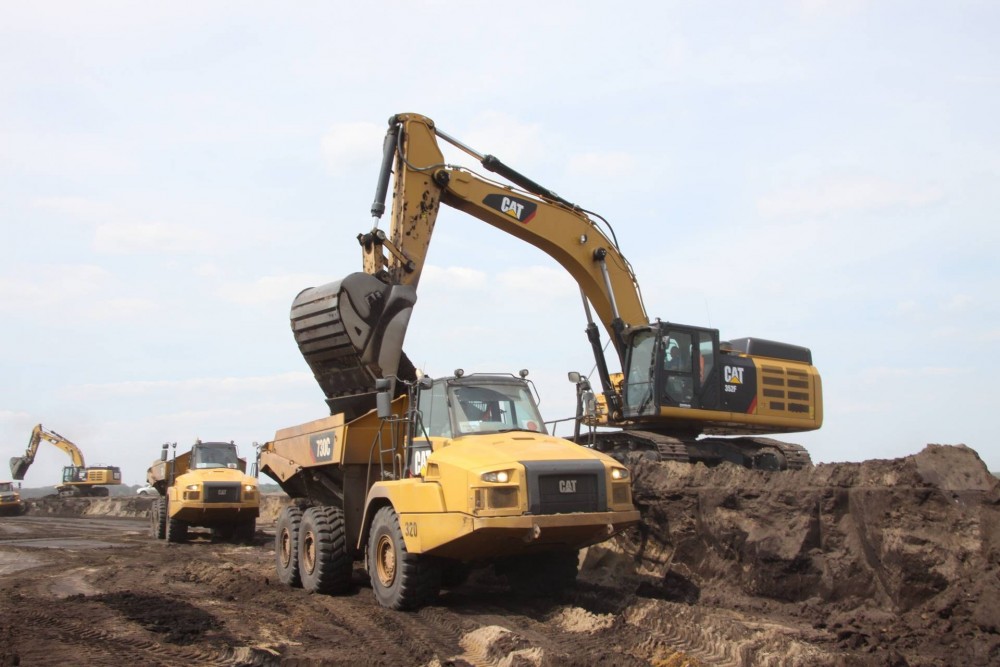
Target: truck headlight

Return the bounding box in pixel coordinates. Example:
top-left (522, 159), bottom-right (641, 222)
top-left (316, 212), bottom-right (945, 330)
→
top-left (185, 484), bottom-right (200, 491)
top-left (481, 470), bottom-right (513, 484)
top-left (244, 484), bottom-right (255, 493)
top-left (611, 467), bottom-right (629, 480)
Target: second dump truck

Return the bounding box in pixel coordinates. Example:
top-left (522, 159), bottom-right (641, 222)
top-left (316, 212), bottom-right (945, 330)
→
top-left (147, 440), bottom-right (260, 543)
top-left (259, 370), bottom-right (639, 610)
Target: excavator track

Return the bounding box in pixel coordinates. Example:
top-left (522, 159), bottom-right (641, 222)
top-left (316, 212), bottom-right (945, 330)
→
top-left (291, 272), bottom-right (417, 421)
top-left (584, 430), bottom-right (813, 471)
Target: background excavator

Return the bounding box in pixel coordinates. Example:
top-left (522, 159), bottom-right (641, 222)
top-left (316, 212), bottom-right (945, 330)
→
top-left (9, 424), bottom-right (122, 497)
top-left (295, 113), bottom-right (822, 471)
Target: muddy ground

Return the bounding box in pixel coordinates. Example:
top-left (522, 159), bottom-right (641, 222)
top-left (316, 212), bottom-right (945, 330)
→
top-left (0, 443), bottom-right (997, 666)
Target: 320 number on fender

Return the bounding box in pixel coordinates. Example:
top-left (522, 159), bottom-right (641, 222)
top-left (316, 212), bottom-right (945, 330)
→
top-left (404, 522), bottom-right (418, 537)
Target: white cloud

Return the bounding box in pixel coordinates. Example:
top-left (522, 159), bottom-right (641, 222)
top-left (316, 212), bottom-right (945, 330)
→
top-left (860, 365), bottom-right (967, 384)
top-left (321, 121), bottom-right (386, 175)
top-left (418, 265), bottom-right (488, 291)
top-left (93, 221), bottom-right (214, 254)
top-left (567, 152), bottom-right (637, 180)
top-left (757, 178), bottom-right (945, 219)
top-left (498, 266), bottom-right (577, 301)
top-left (62, 372), bottom-right (313, 400)
top-left (216, 274), bottom-right (328, 306)
top-left (459, 112), bottom-right (546, 166)
top-left (0, 265), bottom-right (111, 311)
top-left (31, 196), bottom-right (118, 222)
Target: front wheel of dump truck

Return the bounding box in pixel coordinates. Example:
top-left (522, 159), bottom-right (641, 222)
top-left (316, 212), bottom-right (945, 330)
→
top-left (298, 506), bottom-right (352, 594)
top-left (276, 506), bottom-right (303, 587)
top-left (367, 506), bottom-right (441, 610)
top-left (150, 497), bottom-right (166, 539)
top-left (165, 501), bottom-right (189, 543)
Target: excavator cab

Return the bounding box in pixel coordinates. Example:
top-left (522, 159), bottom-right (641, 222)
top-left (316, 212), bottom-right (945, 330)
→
top-left (620, 322), bottom-right (821, 436)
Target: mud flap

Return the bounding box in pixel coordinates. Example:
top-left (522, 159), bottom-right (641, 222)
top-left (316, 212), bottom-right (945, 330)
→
top-left (291, 272), bottom-right (417, 421)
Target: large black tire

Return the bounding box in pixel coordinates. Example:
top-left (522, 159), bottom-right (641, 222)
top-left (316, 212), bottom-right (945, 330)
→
top-left (499, 550), bottom-right (579, 597)
top-left (165, 501), bottom-right (188, 543)
top-left (298, 506), bottom-right (352, 594)
top-left (367, 506), bottom-right (441, 610)
top-left (275, 506), bottom-right (303, 587)
top-left (150, 496), bottom-right (166, 539)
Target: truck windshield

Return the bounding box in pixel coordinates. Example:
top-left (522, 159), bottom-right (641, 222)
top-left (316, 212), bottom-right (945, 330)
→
top-left (449, 382), bottom-right (547, 436)
top-left (0, 482), bottom-right (12, 492)
top-left (193, 444), bottom-right (239, 469)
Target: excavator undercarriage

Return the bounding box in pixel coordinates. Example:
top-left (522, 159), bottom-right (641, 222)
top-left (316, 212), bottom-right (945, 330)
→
top-left (579, 431), bottom-right (813, 471)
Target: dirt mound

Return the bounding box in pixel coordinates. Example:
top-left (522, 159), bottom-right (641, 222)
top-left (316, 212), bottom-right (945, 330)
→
top-left (605, 444), bottom-right (1000, 665)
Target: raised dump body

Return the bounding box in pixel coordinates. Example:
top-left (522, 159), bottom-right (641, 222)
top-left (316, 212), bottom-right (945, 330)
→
top-left (147, 440), bottom-right (259, 543)
top-left (259, 372), bottom-right (640, 610)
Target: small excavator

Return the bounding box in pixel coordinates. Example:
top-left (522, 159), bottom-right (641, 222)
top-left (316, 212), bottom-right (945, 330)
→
top-left (9, 424), bottom-right (122, 497)
top-left (294, 113), bottom-right (822, 470)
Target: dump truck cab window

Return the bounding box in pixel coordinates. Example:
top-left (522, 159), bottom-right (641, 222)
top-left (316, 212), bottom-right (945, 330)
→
top-left (449, 381), bottom-right (546, 436)
top-left (193, 443), bottom-right (239, 469)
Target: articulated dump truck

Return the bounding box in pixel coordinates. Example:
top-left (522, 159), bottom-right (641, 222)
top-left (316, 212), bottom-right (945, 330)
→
top-left (147, 440), bottom-right (260, 543)
top-left (259, 369), bottom-right (640, 610)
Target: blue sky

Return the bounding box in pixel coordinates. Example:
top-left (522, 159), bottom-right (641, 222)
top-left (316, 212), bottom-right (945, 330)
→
top-left (2, 1), bottom-right (997, 485)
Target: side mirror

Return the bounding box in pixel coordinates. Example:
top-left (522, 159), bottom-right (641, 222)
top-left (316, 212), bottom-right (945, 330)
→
top-left (160, 443), bottom-right (169, 462)
top-left (567, 371), bottom-right (581, 383)
top-left (419, 376), bottom-right (433, 390)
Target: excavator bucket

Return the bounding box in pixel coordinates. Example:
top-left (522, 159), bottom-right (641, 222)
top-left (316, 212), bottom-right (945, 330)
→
top-left (9, 456), bottom-right (30, 481)
top-left (291, 272), bottom-right (417, 421)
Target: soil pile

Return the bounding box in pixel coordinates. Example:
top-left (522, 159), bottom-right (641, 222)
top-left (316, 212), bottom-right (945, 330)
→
top-left (606, 444), bottom-right (999, 665)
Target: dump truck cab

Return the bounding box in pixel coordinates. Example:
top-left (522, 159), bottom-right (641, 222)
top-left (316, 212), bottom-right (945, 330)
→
top-left (0, 481), bottom-right (24, 515)
top-left (147, 440), bottom-right (259, 543)
top-left (261, 370), bottom-right (640, 610)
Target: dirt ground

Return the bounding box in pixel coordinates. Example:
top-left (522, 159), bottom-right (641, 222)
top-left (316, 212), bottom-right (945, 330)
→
top-left (1, 443), bottom-right (997, 666)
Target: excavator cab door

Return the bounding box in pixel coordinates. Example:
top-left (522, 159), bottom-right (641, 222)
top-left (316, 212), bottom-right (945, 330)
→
top-left (621, 324), bottom-right (722, 417)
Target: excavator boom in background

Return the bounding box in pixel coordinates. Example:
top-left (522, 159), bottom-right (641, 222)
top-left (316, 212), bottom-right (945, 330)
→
top-left (9, 424), bottom-right (122, 497)
top-left (298, 113), bottom-right (822, 470)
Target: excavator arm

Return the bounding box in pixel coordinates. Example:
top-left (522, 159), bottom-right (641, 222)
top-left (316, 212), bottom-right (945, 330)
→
top-left (362, 113), bottom-right (648, 355)
top-left (9, 424), bottom-right (86, 480)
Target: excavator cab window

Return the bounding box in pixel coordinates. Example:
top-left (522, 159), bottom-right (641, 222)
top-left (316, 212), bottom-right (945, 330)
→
top-left (662, 331), bottom-right (695, 406)
top-left (623, 330), bottom-right (657, 417)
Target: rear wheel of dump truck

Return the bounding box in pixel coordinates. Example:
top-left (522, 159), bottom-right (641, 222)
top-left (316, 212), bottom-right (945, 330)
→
top-left (165, 501), bottom-right (188, 543)
top-left (150, 497), bottom-right (166, 539)
top-left (368, 506), bottom-right (441, 610)
top-left (298, 506), bottom-right (352, 594)
top-left (276, 506), bottom-right (303, 587)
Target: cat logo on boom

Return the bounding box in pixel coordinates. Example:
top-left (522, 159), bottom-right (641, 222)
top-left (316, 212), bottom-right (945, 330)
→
top-left (482, 194), bottom-right (537, 223)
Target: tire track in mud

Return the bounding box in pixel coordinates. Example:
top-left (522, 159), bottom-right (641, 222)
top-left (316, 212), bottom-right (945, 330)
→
top-left (14, 606), bottom-right (278, 667)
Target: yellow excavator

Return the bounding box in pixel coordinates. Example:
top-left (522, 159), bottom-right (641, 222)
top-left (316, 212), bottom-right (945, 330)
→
top-left (300, 113), bottom-right (822, 470)
top-left (9, 424), bottom-right (122, 497)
